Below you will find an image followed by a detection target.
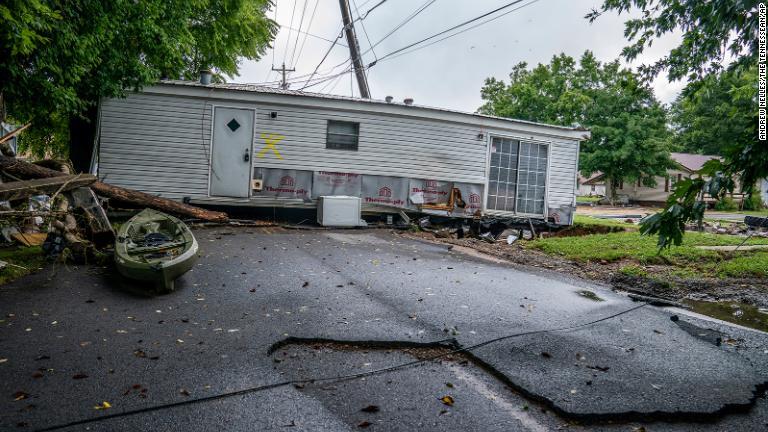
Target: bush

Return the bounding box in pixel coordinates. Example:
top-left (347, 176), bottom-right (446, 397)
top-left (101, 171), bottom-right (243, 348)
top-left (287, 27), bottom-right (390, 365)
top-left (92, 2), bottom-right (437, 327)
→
top-left (743, 194), bottom-right (764, 211)
top-left (714, 196), bottom-right (738, 211)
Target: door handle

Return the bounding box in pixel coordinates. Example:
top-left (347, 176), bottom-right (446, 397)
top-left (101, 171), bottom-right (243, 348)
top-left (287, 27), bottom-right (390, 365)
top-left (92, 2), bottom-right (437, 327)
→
top-left (243, 149), bottom-right (250, 162)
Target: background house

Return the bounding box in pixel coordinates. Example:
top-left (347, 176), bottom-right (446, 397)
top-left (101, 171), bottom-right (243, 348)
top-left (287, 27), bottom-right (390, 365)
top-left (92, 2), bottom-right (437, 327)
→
top-left (602, 152), bottom-right (742, 205)
top-left (577, 172), bottom-right (605, 196)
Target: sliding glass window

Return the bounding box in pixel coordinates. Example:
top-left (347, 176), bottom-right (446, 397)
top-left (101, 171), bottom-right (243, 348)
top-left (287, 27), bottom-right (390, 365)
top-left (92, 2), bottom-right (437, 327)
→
top-left (486, 137), bottom-right (548, 215)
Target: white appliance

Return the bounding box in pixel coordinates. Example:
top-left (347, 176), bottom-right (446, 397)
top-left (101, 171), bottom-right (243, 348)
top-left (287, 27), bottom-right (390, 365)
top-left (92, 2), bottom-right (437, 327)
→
top-left (317, 196), bottom-right (365, 227)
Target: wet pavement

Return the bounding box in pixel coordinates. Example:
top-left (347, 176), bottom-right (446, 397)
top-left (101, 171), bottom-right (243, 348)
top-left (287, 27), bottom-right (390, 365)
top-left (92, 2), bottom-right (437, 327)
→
top-left (1, 227), bottom-right (767, 431)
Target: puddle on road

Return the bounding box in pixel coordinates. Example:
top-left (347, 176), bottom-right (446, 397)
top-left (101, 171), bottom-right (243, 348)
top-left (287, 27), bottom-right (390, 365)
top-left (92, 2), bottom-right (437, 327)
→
top-left (684, 300), bottom-right (768, 332)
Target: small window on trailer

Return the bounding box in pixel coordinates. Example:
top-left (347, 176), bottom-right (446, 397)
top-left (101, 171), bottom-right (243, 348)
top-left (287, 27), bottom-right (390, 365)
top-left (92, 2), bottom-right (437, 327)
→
top-left (326, 120), bottom-right (359, 151)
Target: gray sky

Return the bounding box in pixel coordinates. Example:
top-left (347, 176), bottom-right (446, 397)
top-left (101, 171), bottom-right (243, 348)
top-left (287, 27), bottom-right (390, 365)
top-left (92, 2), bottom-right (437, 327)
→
top-left (234, 0), bottom-right (686, 112)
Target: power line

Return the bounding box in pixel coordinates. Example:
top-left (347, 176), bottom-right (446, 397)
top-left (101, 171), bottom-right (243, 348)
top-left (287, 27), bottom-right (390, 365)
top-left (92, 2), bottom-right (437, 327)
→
top-left (293, 0), bottom-right (321, 67)
top-left (359, 0), bottom-right (388, 20)
top-left (352, 0), bottom-right (377, 62)
top-left (371, 0), bottom-right (537, 66)
top-left (306, 0), bottom-right (389, 88)
top-left (31, 303), bottom-right (647, 432)
top-left (377, 0), bottom-right (543, 65)
top-left (300, 26), bottom-right (346, 89)
top-left (265, 2), bottom-right (279, 82)
top-left (281, 0), bottom-right (299, 66)
top-left (288, 0), bottom-right (310, 68)
top-left (282, 24), bottom-right (348, 47)
top-left (353, 0), bottom-right (438, 63)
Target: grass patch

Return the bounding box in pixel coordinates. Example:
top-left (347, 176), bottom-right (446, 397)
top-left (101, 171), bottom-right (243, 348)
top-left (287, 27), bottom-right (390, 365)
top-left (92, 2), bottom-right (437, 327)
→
top-left (529, 230), bottom-right (768, 265)
top-left (0, 246), bottom-right (46, 285)
top-left (716, 252), bottom-right (768, 278)
top-left (684, 300), bottom-right (768, 332)
top-left (573, 215), bottom-right (636, 229)
top-left (619, 264), bottom-right (648, 277)
top-left (576, 196), bottom-right (602, 203)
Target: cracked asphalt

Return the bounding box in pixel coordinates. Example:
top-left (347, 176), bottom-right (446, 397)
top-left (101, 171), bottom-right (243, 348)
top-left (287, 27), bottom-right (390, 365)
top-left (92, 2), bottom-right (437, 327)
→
top-left (1, 227), bottom-right (767, 431)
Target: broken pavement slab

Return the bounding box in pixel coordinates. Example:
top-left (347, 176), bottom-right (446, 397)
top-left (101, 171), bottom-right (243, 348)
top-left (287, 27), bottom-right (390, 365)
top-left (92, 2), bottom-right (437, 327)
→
top-left (471, 308), bottom-right (765, 421)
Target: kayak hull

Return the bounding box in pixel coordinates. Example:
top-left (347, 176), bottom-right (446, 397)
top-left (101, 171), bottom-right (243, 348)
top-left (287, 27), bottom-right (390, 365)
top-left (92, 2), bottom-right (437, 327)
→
top-left (114, 209), bottom-right (198, 293)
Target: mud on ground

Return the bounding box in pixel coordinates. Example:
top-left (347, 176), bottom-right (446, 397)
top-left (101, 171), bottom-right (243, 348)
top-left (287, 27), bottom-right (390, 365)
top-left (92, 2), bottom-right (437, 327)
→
top-left (401, 231), bottom-right (768, 309)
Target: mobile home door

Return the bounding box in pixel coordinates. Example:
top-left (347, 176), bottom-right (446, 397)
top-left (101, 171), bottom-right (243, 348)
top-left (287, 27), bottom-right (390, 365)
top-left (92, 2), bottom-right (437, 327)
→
top-left (210, 107), bottom-right (254, 197)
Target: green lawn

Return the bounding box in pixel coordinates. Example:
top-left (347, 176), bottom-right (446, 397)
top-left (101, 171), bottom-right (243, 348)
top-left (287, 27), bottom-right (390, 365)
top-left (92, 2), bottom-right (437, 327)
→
top-left (572, 215), bottom-right (637, 229)
top-left (0, 246), bottom-right (46, 285)
top-left (528, 230), bottom-right (768, 271)
top-left (576, 196), bottom-right (602, 203)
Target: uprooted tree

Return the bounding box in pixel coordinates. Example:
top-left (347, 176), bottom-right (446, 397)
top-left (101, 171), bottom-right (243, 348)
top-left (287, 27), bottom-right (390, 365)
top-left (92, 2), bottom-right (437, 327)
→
top-left (479, 51), bottom-right (674, 202)
top-left (588, 0), bottom-right (767, 248)
top-left (0, 0), bottom-right (277, 168)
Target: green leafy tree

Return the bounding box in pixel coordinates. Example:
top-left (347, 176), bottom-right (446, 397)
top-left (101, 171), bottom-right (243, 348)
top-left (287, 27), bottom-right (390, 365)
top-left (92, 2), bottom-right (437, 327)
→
top-left (590, 0), bottom-right (766, 247)
top-left (0, 0), bottom-right (277, 161)
top-left (586, 0), bottom-right (760, 81)
top-left (479, 51), bottom-right (673, 200)
top-left (670, 66), bottom-right (756, 156)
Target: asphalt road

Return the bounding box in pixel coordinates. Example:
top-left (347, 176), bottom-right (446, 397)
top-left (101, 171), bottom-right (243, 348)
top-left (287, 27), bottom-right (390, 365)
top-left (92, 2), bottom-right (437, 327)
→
top-left (1, 227), bottom-right (767, 431)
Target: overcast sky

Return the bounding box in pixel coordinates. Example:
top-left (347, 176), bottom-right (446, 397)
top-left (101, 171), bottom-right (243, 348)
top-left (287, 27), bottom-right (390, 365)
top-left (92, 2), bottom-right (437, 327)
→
top-left (234, 0), bottom-right (686, 112)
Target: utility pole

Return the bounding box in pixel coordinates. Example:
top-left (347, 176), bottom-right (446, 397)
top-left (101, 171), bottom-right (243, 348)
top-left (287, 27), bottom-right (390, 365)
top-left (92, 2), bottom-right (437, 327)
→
top-left (338, 0), bottom-right (371, 98)
top-left (272, 63), bottom-right (296, 89)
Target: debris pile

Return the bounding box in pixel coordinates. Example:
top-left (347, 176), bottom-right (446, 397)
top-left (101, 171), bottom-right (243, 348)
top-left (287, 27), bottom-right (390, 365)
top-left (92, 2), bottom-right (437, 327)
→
top-left (414, 214), bottom-right (560, 243)
top-left (0, 155), bottom-right (227, 264)
top-left (686, 218), bottom-right (768, 237)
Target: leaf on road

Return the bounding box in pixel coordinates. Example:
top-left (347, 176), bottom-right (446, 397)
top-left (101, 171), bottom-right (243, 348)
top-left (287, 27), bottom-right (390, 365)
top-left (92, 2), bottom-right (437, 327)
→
top-left (361, 405), bottom-right (380, 413)
top-left (440, 395), bottom-right (454, 406)
top-left (302, 281), bottom-right (309, 287)
top-left (94, 401), bottom-right (112, 410)
top-left (541, 352), bottom-right (552, 358)
top-left (34, 355), bottom-right (50, 361)
top-left (13, 391), bottom-right (29, 401)
top-left (0, 358), bottom-right (7, 364)
top-left (445, 382), bottom-right (454, 388)
top-left (72, 374), bottom-right (88, 380)
top-left (358, 421), bottom-right (371, 428)
top-left (179, 389), bottom-right (191, 397)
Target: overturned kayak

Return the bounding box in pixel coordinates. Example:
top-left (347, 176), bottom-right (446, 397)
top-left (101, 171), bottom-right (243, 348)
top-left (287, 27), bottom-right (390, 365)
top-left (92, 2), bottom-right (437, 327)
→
top-left (115, 209), bottom-right (198, 293)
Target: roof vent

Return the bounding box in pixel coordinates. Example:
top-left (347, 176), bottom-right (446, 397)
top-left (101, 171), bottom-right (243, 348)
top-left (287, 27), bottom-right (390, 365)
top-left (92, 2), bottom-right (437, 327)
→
top-left (385, 96), bottom-right (393, 104)
top-left (403, 98), bottom-right (414, 106)
top-left (200, 69), bottom-right (213, 85)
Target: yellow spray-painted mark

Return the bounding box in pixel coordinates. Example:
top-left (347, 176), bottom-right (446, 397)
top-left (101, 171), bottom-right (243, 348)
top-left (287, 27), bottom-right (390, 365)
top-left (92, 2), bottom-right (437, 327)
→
top-left (257, 133), bottom-right (284, 159)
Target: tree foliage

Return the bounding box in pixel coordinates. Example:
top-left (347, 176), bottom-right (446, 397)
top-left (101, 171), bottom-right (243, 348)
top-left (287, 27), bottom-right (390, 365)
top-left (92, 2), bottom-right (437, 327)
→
top-left (0, 0), bottom-right (277, 156)
top-left (590, 2), bottom-right (767, 248)
top-left (587, 0), bottom-right (760, 81)
top-left (670, 66), bottom-right (757, 156)
top-left (479, 51), bottom-right (673, 198)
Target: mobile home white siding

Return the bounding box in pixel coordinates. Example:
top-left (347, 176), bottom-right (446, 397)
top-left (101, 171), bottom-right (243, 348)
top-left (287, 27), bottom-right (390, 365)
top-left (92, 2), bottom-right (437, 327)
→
top-left (97, 82), bottom-right (586, 220)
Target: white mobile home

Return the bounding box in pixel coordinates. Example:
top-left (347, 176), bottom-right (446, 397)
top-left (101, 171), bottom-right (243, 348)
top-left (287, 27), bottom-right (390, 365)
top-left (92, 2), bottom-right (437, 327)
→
top-left (95, 81), bottom-right (588, 224)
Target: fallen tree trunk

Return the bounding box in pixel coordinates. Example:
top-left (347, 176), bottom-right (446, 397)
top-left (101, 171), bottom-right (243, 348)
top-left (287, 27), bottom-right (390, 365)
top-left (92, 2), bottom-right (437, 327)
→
top-left (0, 174), bottom-right (96, 201)
top-left (0, 155), bottom-right (228, 222)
